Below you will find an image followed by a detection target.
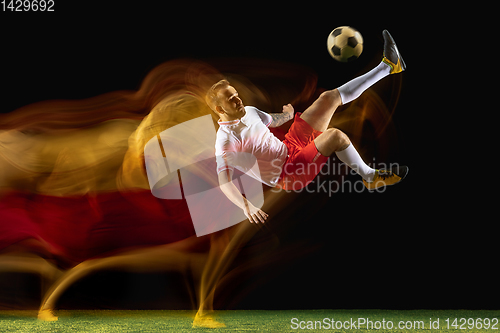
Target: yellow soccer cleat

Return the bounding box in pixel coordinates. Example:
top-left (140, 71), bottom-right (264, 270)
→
top-left (382, 30), bottom-right (406, 74)
top-left (364, 165), bottom-right (408, 190)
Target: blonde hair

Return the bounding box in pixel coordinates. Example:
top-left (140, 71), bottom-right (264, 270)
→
top-left (206, 79), bottom-right (230, 112)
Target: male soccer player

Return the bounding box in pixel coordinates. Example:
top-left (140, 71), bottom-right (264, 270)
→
top-left (206, 30), bottom-right (408, 224)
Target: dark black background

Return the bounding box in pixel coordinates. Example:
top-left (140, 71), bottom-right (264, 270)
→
top-left (1, 2), bottom-right (494, 310)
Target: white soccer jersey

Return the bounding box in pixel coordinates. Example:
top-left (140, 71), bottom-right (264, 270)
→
top-left (215, 106), bottom-right (288, 187)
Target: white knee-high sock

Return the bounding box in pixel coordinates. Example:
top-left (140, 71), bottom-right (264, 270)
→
top-left (335, 143), bottom-right (376, 182)
top-left (337, 61), bottom-right (391, 105)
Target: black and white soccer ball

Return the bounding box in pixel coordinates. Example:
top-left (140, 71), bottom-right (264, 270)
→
top-left (327, 26), bottom-right (363, 62)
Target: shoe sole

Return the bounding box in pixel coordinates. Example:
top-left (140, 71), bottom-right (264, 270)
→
top-left (395, 45), bottom-right (406, 72)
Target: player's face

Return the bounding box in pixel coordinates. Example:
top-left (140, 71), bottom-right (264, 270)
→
top-left (216, 86), bottom-right (245, 119)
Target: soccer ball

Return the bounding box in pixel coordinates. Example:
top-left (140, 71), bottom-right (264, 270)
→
top-left (327, 26), bottom-right (363, 62)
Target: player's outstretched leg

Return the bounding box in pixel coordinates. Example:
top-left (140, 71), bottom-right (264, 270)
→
top-left (337, 30), bottom-right (405, 105)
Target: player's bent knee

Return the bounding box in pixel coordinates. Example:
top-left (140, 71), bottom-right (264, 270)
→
top-left (325, 128), bottom-right (343, 139)
top-left (319, 90), bottom-right (341, 107)
top-left (325, 128), bottom-right (350, 151)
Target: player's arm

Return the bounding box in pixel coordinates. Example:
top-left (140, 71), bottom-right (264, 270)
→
top-left (218, 169), bottom-right (268, 224)
top-left (268, 104), bottom-right (294, 128)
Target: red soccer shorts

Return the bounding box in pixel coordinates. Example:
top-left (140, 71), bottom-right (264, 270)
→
top-left (278, 112), bottom-right (329, 191)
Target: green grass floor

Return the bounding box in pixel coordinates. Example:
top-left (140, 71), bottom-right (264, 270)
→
top-left (0, 309), bottom-right (499, 332)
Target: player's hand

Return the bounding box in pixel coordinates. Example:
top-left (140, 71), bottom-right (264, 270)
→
top-left (283, 103), bottom-right (294, 119)
top-left (244, 203), bottom-right (269, 224)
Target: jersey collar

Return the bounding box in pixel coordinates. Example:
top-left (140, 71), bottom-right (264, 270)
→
top-left (218, 112), bottom-right (249, 127)
top-left (218, 118), bottom-right (240, 126)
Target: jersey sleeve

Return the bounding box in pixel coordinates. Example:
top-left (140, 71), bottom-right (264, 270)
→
top-left (252, 107), bottom-right (272, 127)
